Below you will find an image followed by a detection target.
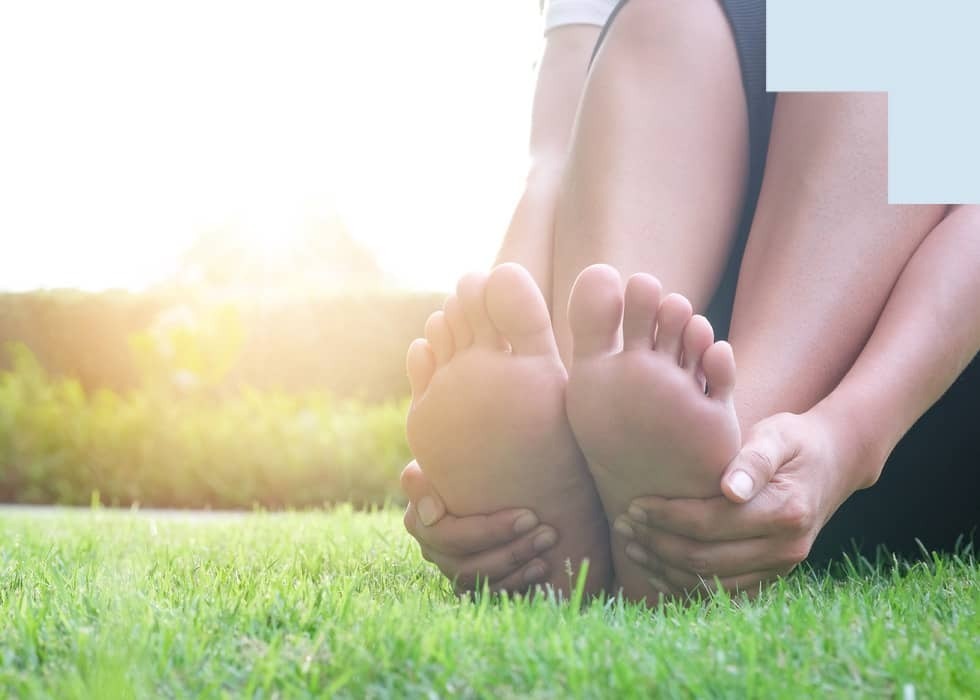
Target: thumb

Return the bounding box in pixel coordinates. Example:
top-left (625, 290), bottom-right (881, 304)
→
top-left (399, 460), bottom-right (446, 526)
top-left (721, 421), bottom-right (794, 504)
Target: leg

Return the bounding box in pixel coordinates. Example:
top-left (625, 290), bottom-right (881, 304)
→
top-left (406, 264), bottom-right (610, 596)
top-left (401, 0), bottom-right (754, 599)
top-left (567, 92), bottom-right (947, 603)
top-left (729, 93), bottom-right (947, 430)
top-left (557, 0), bottom-right (758, 602)
top-left (551, 0), bottom-right (751, 365)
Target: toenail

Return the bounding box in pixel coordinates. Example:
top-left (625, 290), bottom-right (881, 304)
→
top-left (625, 542), bottom-right (649, 564)
top-left (627, 505), bottom-right (647, 524)
top-left (533, 530), bottom-right (557, 552)
top-left (524, 563), bottom-right (546, 583)
top-left (417, 497), bottom-right (439, 527)
top-left (727, 470), bottom-right (755, 501)
top-left (613, 517), bottom-right (634, 539)
top-left (513, 512), bottom-right (538, 535)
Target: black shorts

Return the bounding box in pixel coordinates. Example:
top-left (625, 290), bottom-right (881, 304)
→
top-left (594, 0), bottom-right (979, 561)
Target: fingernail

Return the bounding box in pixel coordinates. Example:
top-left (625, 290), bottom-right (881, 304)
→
top-left (417, 497), bottom-right (439, 526)
top-left (533, 529), bottom-right (557, 552)
top-left (625, 542), bottom-right (649, 564)
top-left (613, 517), bottom-right (634, 539)
top-left (727, 470), bottom-right (755, 501)
top-left (524, 563), bottom-right (546, 583)
top-left (627, 505), bottom-right (647, 523)
top-left (513, 512), bottom-right (538, 535)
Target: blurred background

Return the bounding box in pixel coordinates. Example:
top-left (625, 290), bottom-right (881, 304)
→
top-left (0, 1), bottom-right (543, 508)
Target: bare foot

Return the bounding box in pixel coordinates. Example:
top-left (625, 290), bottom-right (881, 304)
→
top-left (406, 263), bottom-right (610, 596)
top-left (565, 264), bottom-right (740, 602)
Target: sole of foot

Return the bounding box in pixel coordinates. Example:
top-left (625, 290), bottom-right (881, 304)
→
top-left (406, 263), bottom-right (610, 597)
top-left (565, 264), bottom-right (741, 603)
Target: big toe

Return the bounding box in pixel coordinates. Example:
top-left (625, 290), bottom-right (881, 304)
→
top-left (568, 264), bottom-right (624, 360)
top-left (485, 263), bottom-right (558, 357)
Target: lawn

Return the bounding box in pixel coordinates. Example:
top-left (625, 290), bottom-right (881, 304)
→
top-left (1, 508), bottom-right (976, 698)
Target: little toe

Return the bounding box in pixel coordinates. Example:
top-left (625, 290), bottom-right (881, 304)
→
top-left (654, 293), bottom-right (693, 362)
top-left (406, 339), bottom-right (435, 404)
top-left (568, 264), bottom-right (624, 360)
top-left (622, 273), bottom-right (663, 351)
top-left (485, 263), bottom-right (558, 357)
top-left (424, 310), bottom-right (454, 366)
top-left (457, 272), bottom-right (504, 348)
top-left (681, 315), bottom-right (715, 383)
top-left (443, 295), bottom-right (473, 351)
top-left (703, 340), bottom-right (736, 402)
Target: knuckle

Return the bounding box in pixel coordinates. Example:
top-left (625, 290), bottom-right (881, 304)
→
top-left (683, 550), bottom-right (711, 576)
top-left (743, 447), bottom-right (775, 477)
top-left (777, 499), bottom-right (812, 532)
top-left (510, 542), bottom-right (531, 568)
top-left (783, 538), bottom-right (814, 566)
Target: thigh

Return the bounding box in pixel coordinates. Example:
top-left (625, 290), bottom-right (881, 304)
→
top-left (550, 0), bottom-right (757, 363)
top-left (727, 92), bottom-right (946, 427)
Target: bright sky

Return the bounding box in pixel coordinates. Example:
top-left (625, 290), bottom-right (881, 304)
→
top-left (0, 1), bottom-right (543, 293)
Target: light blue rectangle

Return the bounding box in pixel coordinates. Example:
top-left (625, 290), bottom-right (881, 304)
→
top-left (768, 0), bottom-right (980, 203)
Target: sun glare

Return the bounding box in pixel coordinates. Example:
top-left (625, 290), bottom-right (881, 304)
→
top-left (0, 1), bottom-right (542, 293)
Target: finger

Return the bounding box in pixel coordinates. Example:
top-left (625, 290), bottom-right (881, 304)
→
top-left (626, 495), bottom-right (753, 542)
top-left (414, 505), bottom-right (549, 558)
top-left (657, 564), bottom-right (781, 600)
top-left (622, 542), bottom-right (779, 598)
top-left (721, 417), bottom-right (798, 503)
top-left (489, 558), bottom-right (550, 594)
top-left (629, 523), bottom-right (794, 577)
top-left (427, 525), bottom-right (558, 590)
top-left (399, 461), bottom-right (446, 526)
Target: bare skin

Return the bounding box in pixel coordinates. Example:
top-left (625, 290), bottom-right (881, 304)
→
top-left (405, 263), bottom-right (609, 596)
top-left (565, 265), bottom-right (740, 602)
top-left (402, 0), bottom-right (751, 593)
top-left (623, 205), bottom-right (980, 596)
top-left (399, 11), bottom-right (974, 599)
top-left (551, 0), bottom-right (748, 365)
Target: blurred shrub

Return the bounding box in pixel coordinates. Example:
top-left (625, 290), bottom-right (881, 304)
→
top-left (0, 290), bottom-right (444, 401)
top-left (0, 344), bottom-right (411, 509)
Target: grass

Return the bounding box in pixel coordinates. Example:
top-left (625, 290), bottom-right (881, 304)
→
top-left (1, 508), bottom-right (977, 699)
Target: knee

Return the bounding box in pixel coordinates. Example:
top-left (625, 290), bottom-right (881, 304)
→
top-left (604, 0), bottom-right (733, 57)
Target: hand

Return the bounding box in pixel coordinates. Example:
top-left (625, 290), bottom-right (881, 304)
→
top-left (618, 410), bottom-right (870, 597)
top-left (400, 461), bottom-right (557, 593)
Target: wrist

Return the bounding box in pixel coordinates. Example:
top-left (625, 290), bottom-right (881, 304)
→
top-left (807, 390), bottom-right (892, 492)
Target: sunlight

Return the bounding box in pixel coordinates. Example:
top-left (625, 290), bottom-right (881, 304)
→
top-left (0, 1), bottom-right (542, 293)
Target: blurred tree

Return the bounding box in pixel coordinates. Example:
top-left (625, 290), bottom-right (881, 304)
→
top-left (171, 215), bottom-right (384, 302)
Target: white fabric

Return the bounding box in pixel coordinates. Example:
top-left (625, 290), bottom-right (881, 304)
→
top-left (543, 0), bottom-right (619, 34)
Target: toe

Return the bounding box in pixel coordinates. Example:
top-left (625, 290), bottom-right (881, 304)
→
top-left (681, 314), bottom-right (714, 383)
top-left (622, 273), bottom-right (663, 351)
top-left (568, 264), bottom-right (623, 360)
top-left (406, 339), bottom-right (435, 403)
top-left (485, 263), bottom-right (558, 357)
top-left (443, 295), bottom-right (473, 351)
top-left (654, 293), bottom-right (693, 362)
top-left (703, 340), bottom-right (736, 402)
top-left (457, 272), bottom-right (504, 348)
top-left (424, 310), bottom-right (454, 366)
